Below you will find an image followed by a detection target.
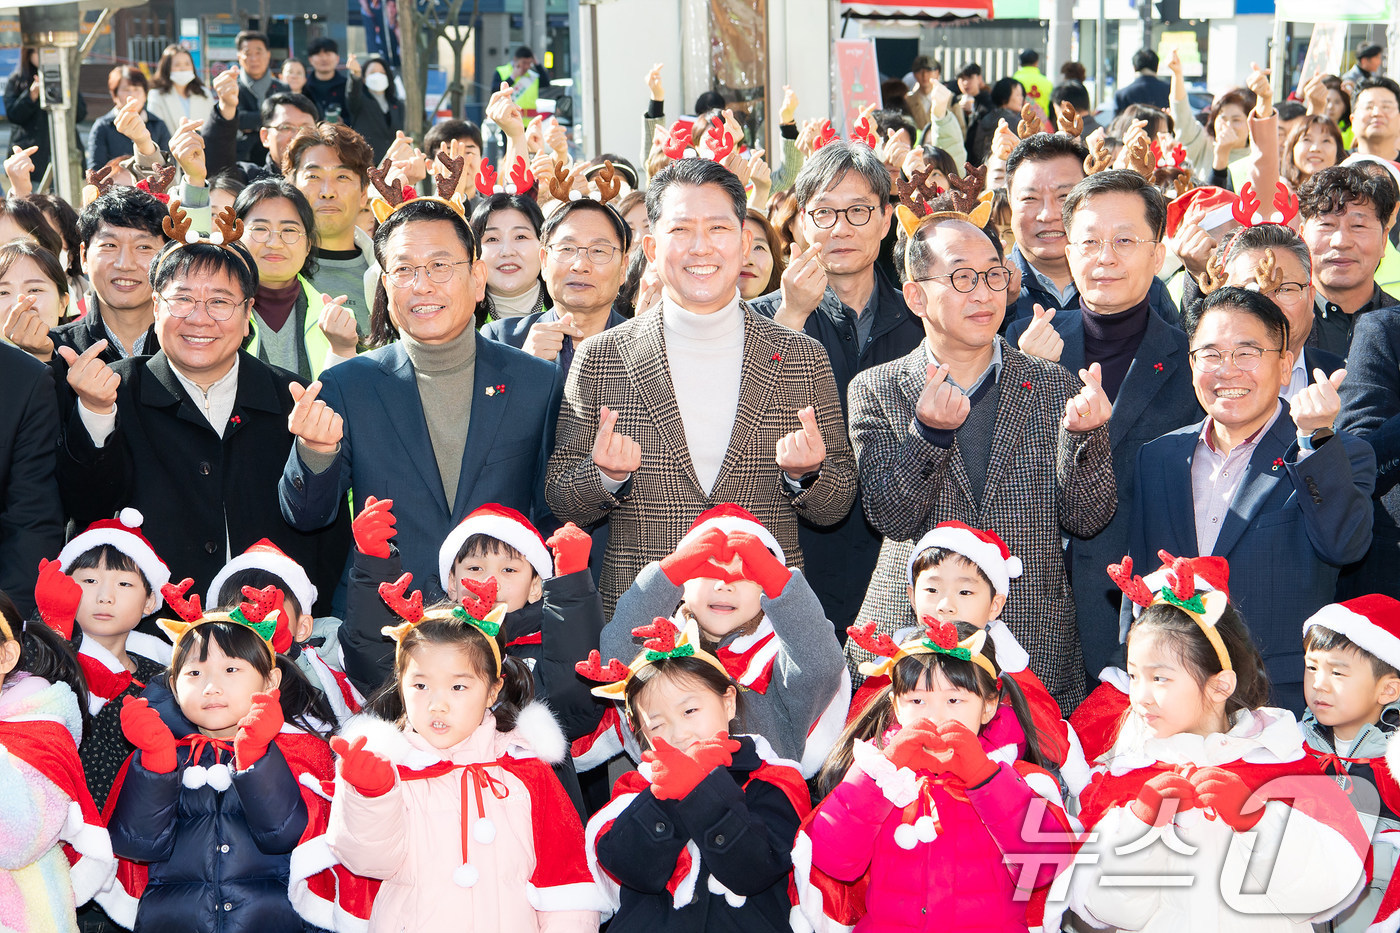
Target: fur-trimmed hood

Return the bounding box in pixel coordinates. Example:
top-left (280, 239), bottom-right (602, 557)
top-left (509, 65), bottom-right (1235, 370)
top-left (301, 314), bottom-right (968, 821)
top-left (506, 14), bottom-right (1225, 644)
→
top-left (339, 701), bottom-right (568, 771)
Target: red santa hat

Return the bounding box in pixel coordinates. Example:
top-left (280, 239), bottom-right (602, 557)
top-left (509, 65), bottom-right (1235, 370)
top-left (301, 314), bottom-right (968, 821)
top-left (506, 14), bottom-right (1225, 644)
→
top-left (906, 521), bottom-right (1022, 595)
top-left (675, 504), bottom-right (785, 565)
top-left (58, 508), bottom-right (171, 610)
top-left (1302, 595), bottom-right (1400, 674)
top-left (205, 538), bottom-right (318, 616)
top-left (438, 504), bottom-right (554, 590)
top-left (1165, 185), bottom-right (1238, 238)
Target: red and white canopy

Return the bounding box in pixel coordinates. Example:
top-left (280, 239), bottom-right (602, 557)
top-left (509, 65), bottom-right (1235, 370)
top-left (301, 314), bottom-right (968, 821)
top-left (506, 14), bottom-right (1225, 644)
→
top-left (840, 0), bottom-right (994, 19)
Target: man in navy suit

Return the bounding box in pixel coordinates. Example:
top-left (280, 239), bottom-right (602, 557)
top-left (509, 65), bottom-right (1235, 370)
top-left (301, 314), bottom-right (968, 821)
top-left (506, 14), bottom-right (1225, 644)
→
top-left (1006, 169), bottom-right (1202, 682)
top-left (280, 197), bottom-right (562, 604)
top-left (1127, 286), bottom-right (1375, 713)
top-left (1113, 49), bottom-right (1171, 112)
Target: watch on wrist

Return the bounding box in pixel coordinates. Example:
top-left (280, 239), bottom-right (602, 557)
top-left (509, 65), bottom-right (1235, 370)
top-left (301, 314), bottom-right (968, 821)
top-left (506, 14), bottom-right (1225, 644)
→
top-left (1300, 427), bottom-right (1334, 450)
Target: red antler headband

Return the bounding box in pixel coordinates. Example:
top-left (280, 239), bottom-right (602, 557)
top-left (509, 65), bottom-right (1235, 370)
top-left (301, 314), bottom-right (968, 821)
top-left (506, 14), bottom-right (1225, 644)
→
top-left (574, 617), bottom-right (730, 701)
top-left (1231, 181), bottom-right (1300, 228)
top-left (158, 581), bottom-right (288, 661)
top-left (475, 156), bottom-right (537, 199)
top-left (849, 617), bottom-right (999, 682)
top-left (1108, 552), bottom-right (1232, 671)
top-left (378, 573), bottom-right (505, 674)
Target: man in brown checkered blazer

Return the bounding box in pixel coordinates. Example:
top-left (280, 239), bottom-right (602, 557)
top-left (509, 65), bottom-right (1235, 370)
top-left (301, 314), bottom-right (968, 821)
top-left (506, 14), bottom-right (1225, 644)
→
top-left (546, 159), bottom-right (858, 613)
top-left (846, 215), bottom-right (1117, 711)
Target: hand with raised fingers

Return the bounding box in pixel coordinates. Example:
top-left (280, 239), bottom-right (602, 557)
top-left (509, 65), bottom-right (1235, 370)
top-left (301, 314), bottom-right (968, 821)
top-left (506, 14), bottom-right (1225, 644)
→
top-left (1063, 362), bottom-right (1112, 433)
top-left (287, 380), bottom-right (344, 454)
top-left (3, 294), bottom-right (55, 360)
top-left (545, 522), bottom-right (592, 576)
top-left (34, 557), bottom-right (82, 639)
top-left (57, 342), bottom-right (119, 414)
top-left (646, 63), bottom-right (665, 102)
top-left (1017, 303), bottom-right (1064, 362)
top-left (727, 530), bottom-right (790, 599)
top-left (169, 117), bottom-right (207, 185)
top-left (1289, 368), bottom-right (1345, 434)
top-left (591, 405), bottom-right (641, 481)
top-left (915, 364), bottom-right (971, 432)
top-left (4, 145), bottom-right (37, 197)
top-left (775, 406), bottom-right (826, 481)
top-left (659, 526), bottom-right (738, 587)
top-left (331, 734), bottom-right (396, 797)
top-left (316, 294), bottom-right (359, 356)
top-left (352, 495), bottom-right (396, 558)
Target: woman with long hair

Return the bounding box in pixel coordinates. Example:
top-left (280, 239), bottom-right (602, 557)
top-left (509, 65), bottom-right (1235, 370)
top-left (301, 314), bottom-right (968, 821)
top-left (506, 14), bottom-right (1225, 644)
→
top-left (146, 44), bottom-right (213, 137)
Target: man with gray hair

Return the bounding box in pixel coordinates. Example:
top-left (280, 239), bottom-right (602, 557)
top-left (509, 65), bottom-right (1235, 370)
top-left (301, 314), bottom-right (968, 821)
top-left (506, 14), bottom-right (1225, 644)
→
top-left (751, 140), bottom-right (923, 631)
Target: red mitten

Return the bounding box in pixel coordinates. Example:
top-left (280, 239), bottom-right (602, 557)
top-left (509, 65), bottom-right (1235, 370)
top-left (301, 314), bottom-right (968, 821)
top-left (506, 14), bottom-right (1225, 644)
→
top-left (929, 720), bottom-right (1000, 786)
top-left (34, 558), bottom-right (82, 639)
top-left (1129, 771), bottom-right (1199, 827)
top-left (643, 737), bottom-right (713, 800)
top-left (545, 522), bottom-right (591, 576)
top-left (727, 531), bottom-right (791, 600)
top-left (882, 719), bottom-right (946, 771)
top-left (330, 735), bottom-right (396, 797)
top-left (689, 731), bottom-right (742, 773)
top-left (658, 527), bottom-right (738, 586)
top-left (1190, 766), bottom-right (1264, 832)
top-left (352, 496), bottom-right (396, 559)
top-left (233, 689), bottom-right (285, 770)
top-left (120, 696), bottom-right (177, 774)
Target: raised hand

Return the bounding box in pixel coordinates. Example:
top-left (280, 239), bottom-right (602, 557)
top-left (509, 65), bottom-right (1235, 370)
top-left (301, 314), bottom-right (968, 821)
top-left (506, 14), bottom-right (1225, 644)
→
top-left (522, 312), bottom-right (582, 361)
top-left (778, 243), bottom-right (827, 326)
top-left (1171, 221), bottom-right (1219, 282)
top-left (233, 689), bottom-right (284, 770)
top-left (1017, 304), bottom-right (1064, 362)
top-left (1189, 766), bottom-right (1264, 832)
top-left (646, 62), bottom-right (665, 102)
top-left (121, 696), bottom-right (177, 774)
top-left (331, 734), bottom-right (396, 797)
top-left (779, 85), bottom-right (798, 125)
top-left (915, 364), bottom-right (971, 432)
top-left (316, 294), bottom-right (359, 356)
top-left (1290, 368), bottom-right (1345, 434)
top-left (545, 522), bottom-right (591, 576)
top-left (1246, 62), bottom-right (1273, 118)
top-left (1129, 771), bottom-right (1198, 827)
top-left (991, 118), bottom-right (1019, 162)
top-left (659, 526), bottom-right (736, 586)
top-left (747, 148), bottom-right (771, 201)
top-left (113, 97), bottom-right (156, 155)
top-left (591, 405), bottom-right (641, 481)
top-left (544, 117), bottom-right (568, 160)
top-left (1303, 74), bottom-right (1328, 115)
top-left (775, 406), bottom-right (826, 480)
top-left (795, 118), bottom-right (821, 157)
top-left (879, 128), bottom-right (911, 174)
top-left (4, 145), bottom-right (37, 197)
top-left (929, 80), bottom-right (954, 119)
top-left (346, 53), bottom-right (362, 79)
top-left (486, 82), bottom-right (525, 139)
top-left (57, 342), bottom-right (119, 414)
top-left (1063, 362), bottom-right (1112, 433)
top-left (212, 66), bottom-right (240, 120)
top-left (927, 720), bottom-right (999, 786)
top-left (168, 117), bottom-right (207, 186)
top-left (727, 530), bottom-right (790, 599)
top-left (34, 557), bottom-right (82, 639)
top-left (352, 495), bottom-right (396, 558)
top-left (3, 294), bottom-right (55, 360)
top-left (287, 380), bottom-right (343, 454)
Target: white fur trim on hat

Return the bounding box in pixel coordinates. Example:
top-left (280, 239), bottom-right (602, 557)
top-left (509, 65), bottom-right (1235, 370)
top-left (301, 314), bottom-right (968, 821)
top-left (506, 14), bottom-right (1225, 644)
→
top-left (1305, 602), bottom-right (1400, 674)
top-left (58, 508), bottom-right (172, 610)
top-left (907, 525), bottom-right (1022, 595)
top-left (676, 510), bottom-right (785, 566)
top-left (438, 509), bottom-right (554, 590)
top-left (205, 540), bottom-right (318, 617)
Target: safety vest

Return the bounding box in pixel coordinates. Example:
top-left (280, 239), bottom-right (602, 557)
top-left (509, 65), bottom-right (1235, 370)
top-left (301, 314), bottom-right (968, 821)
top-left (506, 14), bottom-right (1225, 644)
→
top-left (496, 64), bottom-right (540, 116)
top-left (247, 277), bottom-right (334, 379)
top-left (1011, 66), bottom-right (1053, 107)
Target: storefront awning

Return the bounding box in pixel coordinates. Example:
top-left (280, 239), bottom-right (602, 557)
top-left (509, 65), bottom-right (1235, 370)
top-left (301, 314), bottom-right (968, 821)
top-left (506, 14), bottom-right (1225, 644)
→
top-left (840, 0), bottom-right (995, 20)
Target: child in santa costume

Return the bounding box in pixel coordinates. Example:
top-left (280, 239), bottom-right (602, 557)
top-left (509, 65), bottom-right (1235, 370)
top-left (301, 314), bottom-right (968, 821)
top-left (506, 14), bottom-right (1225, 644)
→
top-left (327, 575), bottom-right (602, 932)
top-left (207, 538), bottom-right (364, 725)
top-left (0, 589), bottom-right (123, 933)
top-left (32, 508), bottom-right (173, 812)
top-left (798, 618), bottom-right (1073, 933)
top-left (578, 616), bottom-right (812, 932)
top-left (105, 583), bottom-right (352, 933)
top-left (1299, 595), bottom-right (1400, 933)
top-left (599, 504), bottom-right (849, 777)
top-left (1068, 555), bottom-right (1371, 933)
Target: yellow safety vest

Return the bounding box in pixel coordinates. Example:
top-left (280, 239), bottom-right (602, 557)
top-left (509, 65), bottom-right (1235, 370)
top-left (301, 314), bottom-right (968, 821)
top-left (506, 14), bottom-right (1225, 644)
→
top-left (247, 278), bottom-right (334, 379)
top-left (496, 64), bottom-right (540, 115)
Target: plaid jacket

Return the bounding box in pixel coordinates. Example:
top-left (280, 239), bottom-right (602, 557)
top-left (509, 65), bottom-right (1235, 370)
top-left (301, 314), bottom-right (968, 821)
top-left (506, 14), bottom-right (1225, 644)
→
top-left (846, 339), bottom-right (1117, 712)
top-left (545, 304), bottom-right (858, 613)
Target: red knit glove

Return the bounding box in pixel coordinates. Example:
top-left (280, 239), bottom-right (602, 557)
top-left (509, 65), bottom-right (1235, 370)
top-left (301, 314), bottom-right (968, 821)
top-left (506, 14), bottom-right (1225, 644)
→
top-left (545, 522), bottom-right (591, 576)
top-left (927, 720), bottom-right (1000, 786)
top-left (727, 531), bottom-right (791, 599)
top-left (659, 527), bottom-right (740, 587)
top-left (330, 735), bottom-right (396, 797)
top-left (1190, 766), bottom-right (1265, 832)
top-left (233, 690), bottom-right (284, 770)
top-left (644, 733), bottom-right (738, 800)
top-left (34, 558), bottom-right (82, 639)
top-left (1129, 771), bottom-right (1199, 827)
top-left (882, 719), bottom-right (946, 772)
top-left (352, 496), bottom-right (396, 559)
top-left (120, 696), bottom-right (177, 774)
top-left (689, 732), bottom-right (742, 773)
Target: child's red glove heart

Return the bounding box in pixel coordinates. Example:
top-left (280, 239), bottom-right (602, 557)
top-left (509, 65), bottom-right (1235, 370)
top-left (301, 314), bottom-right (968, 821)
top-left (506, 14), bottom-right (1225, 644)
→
top-left (1189, 766), bottom-right (1264, 832)
top-left (882, 719), bottom-right (946, 772)
top-left (34, 558), bottom-right (83, 640)
top-left (643, 732), bottom-right (738, 800)
top-left (659, 527), bottom-right (738, 586)
top-left (352, 496), bottom-right (396, 559)
top-left (330, 734), bottom-right (396, 797)
top-left (928, 720), bottom-right (1000, 787)
top-left (120, 696), bottom-right (177, 774)
top-left (1129, 771), bottom-right (1200, 827)
top-left (545, 522), bottom-right (591, 576)
top-left (234, 689), bottom-right (285, 770)
top-left (726, 531), bottom-right (791, 599)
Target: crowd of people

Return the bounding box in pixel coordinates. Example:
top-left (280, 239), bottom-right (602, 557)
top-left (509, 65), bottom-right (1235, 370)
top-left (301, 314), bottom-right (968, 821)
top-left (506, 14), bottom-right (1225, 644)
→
top-left (6, 28), bottom-right (1400, 933)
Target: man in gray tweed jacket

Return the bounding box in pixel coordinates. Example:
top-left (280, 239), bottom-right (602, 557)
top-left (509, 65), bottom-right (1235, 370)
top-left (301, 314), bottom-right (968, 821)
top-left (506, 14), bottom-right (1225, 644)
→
top-left (846, 215), bottom-right (1117, 712)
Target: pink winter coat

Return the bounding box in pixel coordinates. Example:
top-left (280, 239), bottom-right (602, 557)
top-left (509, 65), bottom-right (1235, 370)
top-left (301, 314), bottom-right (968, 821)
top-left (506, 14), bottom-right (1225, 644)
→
top-left (326, 702), bottom-right (606, 933)
top-left (796, 736), bottom-right (1074, 933)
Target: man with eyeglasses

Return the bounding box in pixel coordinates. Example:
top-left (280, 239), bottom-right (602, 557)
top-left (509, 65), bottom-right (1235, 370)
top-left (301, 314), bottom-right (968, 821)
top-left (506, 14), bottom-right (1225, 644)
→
top-left (55, 233), bottom-right (351, 608)
top-left (1006, 169), bottom-right (1202, 684)
top-left (750, 142), bottom-right (923, 631)
top-left (1298, 165), bottom-right (1400, 357)
top-left (202, 91), bottom-right (321, 183)
top-left (845, 210), bottom-right (1115, 711)
top-left (1352, 77), bottom-right (1400, 163)
top-left (1128, 286), bottom-right (1375, 712)
top-left (482, 198), bottom-right (631, 376)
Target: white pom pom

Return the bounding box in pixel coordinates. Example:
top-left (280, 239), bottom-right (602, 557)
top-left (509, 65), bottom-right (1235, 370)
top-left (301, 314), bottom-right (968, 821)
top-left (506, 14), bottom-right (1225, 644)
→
top-left (684, 148), bottom-right (697, 159)
top-left (119, 507), bottom-right (144, 528)
top-left (504, 184), bottom-right (516, 195)
top-left (206, 763), bottom-right (232, 792)
top-left (914, 815), bottom-right (938, 843)
top-left (1005, 556), bottom-right (1023, 579)
top-left (209, 231), bottom-right (224, 246)
top-left (473, 817), bottom-right (496, 844)
top-left (184, 231), bottom-right (200, 245)
top-left (495, 184), bottom-right (506, 194)
top-left (453, 863), bottom-right (479, 887)
top-left (182, 765), bottom-right (208, 789)
top-left (893, 822), bottom-right (919, 850)
top-left (569, 190), bottom-right (582, 201)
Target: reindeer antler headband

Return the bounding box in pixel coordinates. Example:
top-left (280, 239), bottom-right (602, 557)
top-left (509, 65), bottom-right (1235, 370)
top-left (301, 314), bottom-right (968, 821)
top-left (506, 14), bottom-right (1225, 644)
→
top-left (475, 155), bottom-right (537, 200)
top-left (849, 617), bottom-right (999, 683)
top-left (894, 162), bottom-right (994, 282)
top-left (1108, 552), bottom-right (1232, 672)
top-left (158, 580), bottom-right (288, 662)
top-left (368, 150), bottom-right (469, 225)
top-left (377, 573), bottom-right (506, 675)
top-left (153, 201), bottom-right (254, 280)
top-left (575, 617), bottom-right (730, 703)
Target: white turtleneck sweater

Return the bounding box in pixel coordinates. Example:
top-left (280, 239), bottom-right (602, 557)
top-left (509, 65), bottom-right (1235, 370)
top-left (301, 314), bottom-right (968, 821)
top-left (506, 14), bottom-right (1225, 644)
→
top-left (662, 293), bottom-right (744, 494)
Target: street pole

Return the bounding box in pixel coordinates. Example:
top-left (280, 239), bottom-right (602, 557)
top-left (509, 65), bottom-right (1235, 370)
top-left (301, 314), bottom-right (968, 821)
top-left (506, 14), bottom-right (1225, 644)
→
top-left (1096, 0), bottom-right (1107, 107)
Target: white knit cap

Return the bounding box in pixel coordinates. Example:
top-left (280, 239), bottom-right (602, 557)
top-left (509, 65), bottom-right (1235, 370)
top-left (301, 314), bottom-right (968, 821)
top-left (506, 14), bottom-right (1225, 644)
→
top-left (907, 521), bottom-right (1022, 595)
